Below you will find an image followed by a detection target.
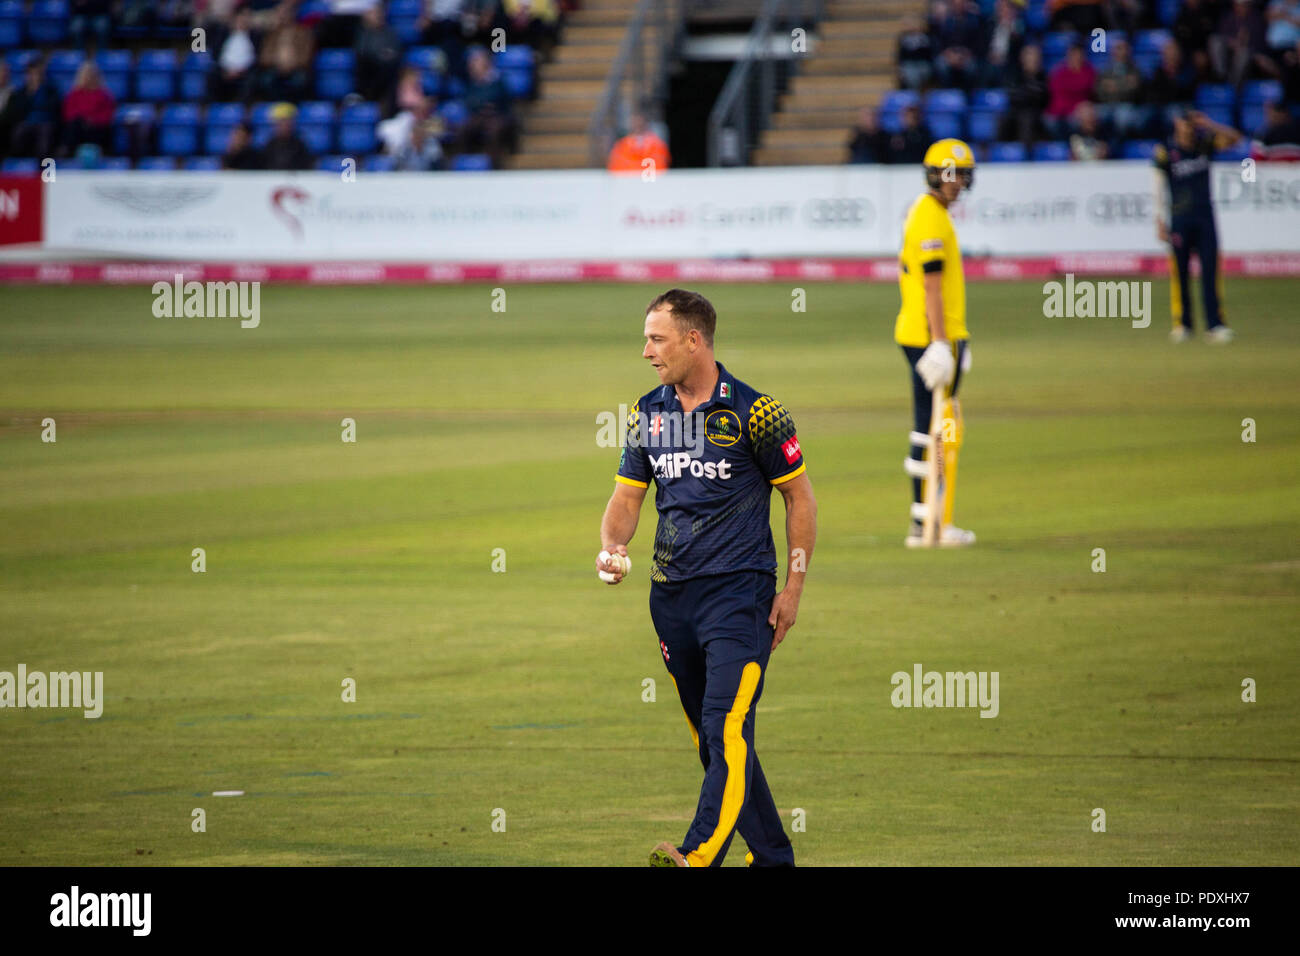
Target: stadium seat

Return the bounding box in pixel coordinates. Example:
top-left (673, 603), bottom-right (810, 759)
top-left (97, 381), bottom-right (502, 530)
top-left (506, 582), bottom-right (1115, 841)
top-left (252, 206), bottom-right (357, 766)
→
top-left (1134, 30), bottom-right (1172, 56)
top-left (1, 157), bottom-right (39, 175)
top-left (205, 103), bottom-right (246, 154)
top-left (1042, 32), bottom-right (1075, 64)
top-left (502, 69), bottom-right (532, 99)
top-left (297, 0), bottom-right (330, 21)
top-left (1025, 0), bottom-right (1049, 33)
top-left (180, 52), bottom-right (212, 101)
top-left (158, 102), bottom-right (201, 156)
top-left (1215, 140), bottom-right (1250, 161)
top-left (925, 89), bottom-right (967, 113)
top-left (315, 49), bottom-right (355, 99)
top-left (881, 90), bottom-right (921, 115)
top-left (1088, 31), bottom-right (1124, 67)
top-left (317, 155), bottom-right (351, 172)
top-left (136, 156), bottom-right (176, 170)
top-left (495, 46), bottom-right (535, 73)
top-left (1240, 104), bottom-right (1267, 136)
top-left (437, 99), bottom-right (469, 132)
top-left (27, 0), bottom-right (69, 46)
top-left (112, 102), bottom-right (155, 154)
top-left (365, 154), bottom-right (396, 172)
top-left (404, 45), bottom-right (446, 73)
top-left (1156, 0), bottom-right (1179, 26)
top-left (46, 50), bottom-right (83, 96)
top-left (968, 110), bottom-right (1001, 143)
top-left (1241, 81), bottom-right (1282, 105)
top-left (389, 0), bottom-right (423, 44)
top-left (986, 141), bottom-right (1026, 163)
top-left (1196, 85), bottom-right (1236, 108)
top-left (7, 48), bottom-right (37, 75)
top-left (927, 111), bottom-right (964, 140)
top-left (1199, 105), bottom-right (1235, 127)
top-left (182, 155), bottom-right (222, 171)
top-left (1032, 141), bottom-right (1071, 161)
top-left (1133, 51), bottom-right (1162, 78)
top-left (971, 89), bottom-right (1009, 112)
top-left (135, 49), bottom-right (178, 102)
top-left (1121, 140), bottom-right (1159, 159)
top-left (96, 49), bottom-right (132, 101)
top-left (338, 101), bottom-right (379, 153)
top-left (0, 1), bottom-right (22, 48)
top-left (99, 156), bottom-right (131, 171)
top-left (451, 153), bottom-right (493, 171)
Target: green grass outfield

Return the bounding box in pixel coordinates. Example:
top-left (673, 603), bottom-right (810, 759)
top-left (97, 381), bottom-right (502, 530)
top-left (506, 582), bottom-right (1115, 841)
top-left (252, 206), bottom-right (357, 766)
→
top-left (1, 278), bottom-right (1297, 866)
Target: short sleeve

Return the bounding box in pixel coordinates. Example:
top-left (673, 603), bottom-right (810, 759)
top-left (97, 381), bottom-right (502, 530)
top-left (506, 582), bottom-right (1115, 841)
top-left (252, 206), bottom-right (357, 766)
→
top-left (913, 204), bottom-right (947, 273)
top-left (747, 395), bottom-right (805, 485)
top-left (616, 401), bottom-right (650, 488)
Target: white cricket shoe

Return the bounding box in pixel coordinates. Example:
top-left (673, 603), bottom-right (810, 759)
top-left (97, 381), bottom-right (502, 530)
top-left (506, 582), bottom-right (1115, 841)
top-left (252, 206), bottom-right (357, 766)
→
top-left (1205, 325), bottom-right (1235, 344)
top-left (1169, 326), bottom-right (1192, 343)
top-left (905, 524), bottom-right (977, 548)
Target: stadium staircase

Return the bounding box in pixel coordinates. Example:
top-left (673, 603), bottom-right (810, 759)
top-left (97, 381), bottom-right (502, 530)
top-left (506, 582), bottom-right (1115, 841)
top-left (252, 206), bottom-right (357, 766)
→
top-left (753, 0), bottom-right (918, 165)
top-left (508, 0), bottom-right (646, 169)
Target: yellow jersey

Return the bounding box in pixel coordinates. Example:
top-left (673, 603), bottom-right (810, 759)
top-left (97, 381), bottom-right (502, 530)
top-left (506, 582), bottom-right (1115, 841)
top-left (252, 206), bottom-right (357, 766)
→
top-left (894, 192), bottom-right (968, 346)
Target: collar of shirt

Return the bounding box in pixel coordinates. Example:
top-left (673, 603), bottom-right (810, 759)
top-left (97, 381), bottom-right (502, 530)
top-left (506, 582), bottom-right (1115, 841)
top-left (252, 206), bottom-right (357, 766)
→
top-left (651, 362), bottom-right (734, 413)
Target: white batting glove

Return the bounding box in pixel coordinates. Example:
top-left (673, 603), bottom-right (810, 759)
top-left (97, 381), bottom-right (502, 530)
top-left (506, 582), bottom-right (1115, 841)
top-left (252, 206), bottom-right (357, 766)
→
top-left (916, 341), bottom-right (956, 391)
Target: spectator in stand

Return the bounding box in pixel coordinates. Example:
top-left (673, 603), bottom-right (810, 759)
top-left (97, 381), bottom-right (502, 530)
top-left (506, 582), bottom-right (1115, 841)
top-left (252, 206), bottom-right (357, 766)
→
top-left (1211, 0), bottom-right (1274, 85)
top-left (930, 0), bottom-right (986, 92)
top-left (222, 121), bottom-right (262, 168)
top-left (1068, 100), bottom-right (1110, 159)
top-left (394, 66), bottom-right (427, 115)
top-left (260, 102), bottom-right (313, 170)
top-left (394, 114), bottom-right (445, 170)
top-left (378, 92), bottom-right (446, 159)
top-left (1149, 37), bottom-right (1199, 120)
top-left (456, 46), bottom-right (516, 168)
top-left (1283, 36), bottom-right (1300, 99)
top-left (1044, 41), bottom-right (1096, 139)
top-left (896, 15), bottom-right (934, 90)
top-left (607, 108), bottom-right (670, 174)
top-left (1103, 0), bottom-right (1143, 34)
top-left (981, 0), bottom-right (1025, 88)
top-left (1266, 0), bottom-right (1300, 68)
top-left (464, 0), bottom-right (505, 57)
top-left (0, 63), bottom-right (17, 157)
top-left (9, 61), bottom-right (60, 160)
top-left (1095, 36), bottom-right (1147, 139)
top-left (1048, 0), bottom-right (1104, 34)
top-left (60, 62), bottom-right (115, 157)
top-left (214, 8), bottom-right (258, 101)
top-left (69, 0), bottom-right (114, 51)
top-left (258, 8), bottom-right (315, 102)
top-left (355, 4), bottom-right (404, 107)
top-left (498, 0), bottom-right (561, 58)
top-left (1002, 42), bottom-right (1049, 146)
top-left (847, 105), bottom-right (886, 163)
top-left (1173, 0), bottom-right (1220, 81)
top-left (319, 0), bottom-right (380, 49)
top-left (420, 0), bottom-right (472, 82)
top-left (1256, 97), bottom-right (1300, 144)
top-left (885, 103), bottom-right (930, 163)
top-left (193, 0), bottom-right (244, 60)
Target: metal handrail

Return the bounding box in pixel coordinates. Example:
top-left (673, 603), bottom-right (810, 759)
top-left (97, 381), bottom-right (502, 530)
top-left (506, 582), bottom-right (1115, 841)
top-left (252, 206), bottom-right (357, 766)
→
top-left (588, 0), bottom-right (684, 168)
top-left (706, 0), bottom-right (825, 167)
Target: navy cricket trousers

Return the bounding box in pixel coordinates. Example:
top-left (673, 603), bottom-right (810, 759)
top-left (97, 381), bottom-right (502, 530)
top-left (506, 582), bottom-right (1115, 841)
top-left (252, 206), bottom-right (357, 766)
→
top-left (1169, 214), bottom-right (1225, 331)
top-left (649, 570), bottom-right (794, 867)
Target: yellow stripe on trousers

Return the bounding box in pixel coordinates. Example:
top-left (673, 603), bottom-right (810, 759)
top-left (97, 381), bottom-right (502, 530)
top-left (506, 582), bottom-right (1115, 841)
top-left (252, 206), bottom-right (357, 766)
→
top-left (668, 674), bottom-right (700, 751)
top-left (1168, 253), bottom-right (1183, 326)
top-left (686, 661), bottom-right (761, 867)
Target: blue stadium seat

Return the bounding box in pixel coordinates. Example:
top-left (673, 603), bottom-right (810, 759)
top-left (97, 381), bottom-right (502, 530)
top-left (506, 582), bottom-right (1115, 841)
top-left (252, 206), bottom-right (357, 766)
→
top-left (1134, 30), bottom-right (1172, 56)
top-left (297, 0), bottom-right (330, 20)
top-left (404, 46), bottom-right (445, 71)
top-left (180, 52), bottom-right (212, 100)
top-left (880, 90), bottom-right (921, 114)
top-left (315, 49), bottom-right (355, 99)
top-left (1156, 0), bottom-right (1179, 26)
top-left (1, 157), bottom-right (39, 175)
top-left (96, 49), bottom-right (131, 100)
top-left (1121, 139), bottom-right (1159, 159)
top-left (389, 0), bottom-right (422, 15)
top-left (0, 1), bottom-right (23, 48)
top-left (927, 111), bottom-right (964, 140)
top-left (111, 102), bottom-right (155, 154)
top-left (451, 153), bottom-right (493, 171)
top-left (389, 0), bottom-right (423, 44)
top-left (338, 101), bottom-right (379, 153)
top-left (502, 69), bottom-right (532, 99)
top-left (442, 75), bottom-right (466, 99)
top-left (1025, 0), bottom-right (1049, 33)
top-left (1241, 80), bottom-right (1282, 104)
top-left (135, 49), bottom-right (177, 102)
top-left (1134, 51), bottom-right (1161, 78)
top-left (99, 155), bottom-right (131, 171)
top-left (46, 49), bottom-right (84, 96)
top-left (1195, 84), bottom-right (1235, 107)
top-left (437, 99), bottom-right (469, 132)
top-left (971, 89), bottom-right (1008, 112)
top-left (204, 103), bottom-right (245, 155)
top-left (968, 110), bottom-right (1001, 143)
top-left (1042, 32), bottom-right (1075, 63)
top-left (925, 89), bottom-right (966, 113)
top-left (182, 155), bottom-right (222, 171)
top-left (1088, 31), bottom-right (1125, 67)
top-left (27, 0), bottom-right (69, 46)
top-left (209, 102), bottom-right (246, 124)
top-left (317, 155), bottom-right (352, 171)
top-left (1199, 104), bottom-right (1235, 127)
top-left (986, 141), bottom-right (1026, 163)
top-left (298, 101), bottom-right (335, 124)
top-left (1240, 104), bottom-right (1267, 136)
top-left (495, 46), bottom-right (534, 72)
top-left (7, 48), bottom-right (38, 74)
top-left (137, 156), bottom-right (176, 170)
top-left (158, 102), bottom-right (200, 156)
top-left (365, 153), bottom-right (396, 172)
top-left (1032, 141), bottom-right (1071, 161)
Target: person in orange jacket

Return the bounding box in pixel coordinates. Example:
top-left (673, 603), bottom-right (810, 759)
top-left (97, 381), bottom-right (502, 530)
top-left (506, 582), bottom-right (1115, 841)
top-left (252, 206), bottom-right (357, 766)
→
top-left (608, 109), bottom-right (670, 175)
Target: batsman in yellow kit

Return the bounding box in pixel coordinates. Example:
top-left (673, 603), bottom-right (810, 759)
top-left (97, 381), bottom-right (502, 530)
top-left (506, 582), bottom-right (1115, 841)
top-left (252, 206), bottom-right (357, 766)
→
top-left (895, 138), bottom-right (976, 548)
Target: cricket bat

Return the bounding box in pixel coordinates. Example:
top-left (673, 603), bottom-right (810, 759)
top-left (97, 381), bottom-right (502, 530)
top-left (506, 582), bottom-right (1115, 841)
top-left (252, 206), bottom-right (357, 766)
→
top-left (921, 385), bottom-right (944, 547)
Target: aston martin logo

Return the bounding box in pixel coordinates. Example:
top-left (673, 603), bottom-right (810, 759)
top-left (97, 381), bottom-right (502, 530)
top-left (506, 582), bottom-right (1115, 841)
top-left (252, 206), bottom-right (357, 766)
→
top-left (91, 185), bottom-right (219, 215)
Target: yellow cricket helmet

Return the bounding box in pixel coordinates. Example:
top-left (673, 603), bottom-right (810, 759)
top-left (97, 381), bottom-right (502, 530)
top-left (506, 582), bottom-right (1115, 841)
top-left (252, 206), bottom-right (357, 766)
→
top-left (923, 138), bottom-right (976, 190)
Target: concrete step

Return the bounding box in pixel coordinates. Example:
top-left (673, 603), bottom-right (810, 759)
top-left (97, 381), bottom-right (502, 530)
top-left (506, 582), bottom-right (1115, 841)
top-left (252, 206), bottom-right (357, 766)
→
top-left (771, 106), bottom-right (860, 129)
top-left (518, 132), bottom-right (589, 153)
top-left (762, 127), bottom-right (851, 149)
top-left (541, 59), bottom-right (614, 80)
top-left (564, 26), bottom-right (631, 44)
top-left (524, 113), bottom-right (591, 134)
top-left (569, 8), bottom-right (643, 26)
top-left (552, 41), bottom-right (622, 62)
top-left (803, 52), bottom-right (893, 75)
top-left (508, 150), bottom-right (590, 169)
top-left (792, 73), bottom-right (893, 95)
top-left (817, 32), bottom-right (897, 56)
top-left (780, 87), bottom-right (885, 110)
top-left (752, 143), bottom-right (846, 166)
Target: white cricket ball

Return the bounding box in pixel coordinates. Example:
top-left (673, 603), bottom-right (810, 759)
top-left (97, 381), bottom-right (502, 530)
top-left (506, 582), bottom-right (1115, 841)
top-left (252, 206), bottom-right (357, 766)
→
top-left (598, 550), bottom-right (630, 584)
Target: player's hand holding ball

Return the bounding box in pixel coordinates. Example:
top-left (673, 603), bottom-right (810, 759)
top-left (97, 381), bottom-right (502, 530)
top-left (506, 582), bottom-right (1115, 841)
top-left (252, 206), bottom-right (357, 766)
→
top-left (917, 341), bottom-right (956, 390)
top-left (597, 546), bottom-right (631, 585)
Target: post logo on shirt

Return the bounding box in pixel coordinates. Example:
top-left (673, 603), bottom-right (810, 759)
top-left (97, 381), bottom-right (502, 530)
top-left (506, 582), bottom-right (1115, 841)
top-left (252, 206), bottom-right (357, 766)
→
top-left (650, 452), bottom-right (733, 481)
top-left (781, 434), bottom-right (801, 464)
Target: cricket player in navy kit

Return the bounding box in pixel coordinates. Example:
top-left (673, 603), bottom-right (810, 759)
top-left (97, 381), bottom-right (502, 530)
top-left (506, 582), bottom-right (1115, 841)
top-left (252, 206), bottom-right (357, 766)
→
top-left (596, 289), bottom-right (818, 868)
top-left (1152, 109), bottom-right (1241, 344)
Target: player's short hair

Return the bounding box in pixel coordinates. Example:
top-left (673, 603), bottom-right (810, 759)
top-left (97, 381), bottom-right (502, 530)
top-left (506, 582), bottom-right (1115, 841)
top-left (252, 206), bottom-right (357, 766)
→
top-left (645, 289), bottom-right (717, 347)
